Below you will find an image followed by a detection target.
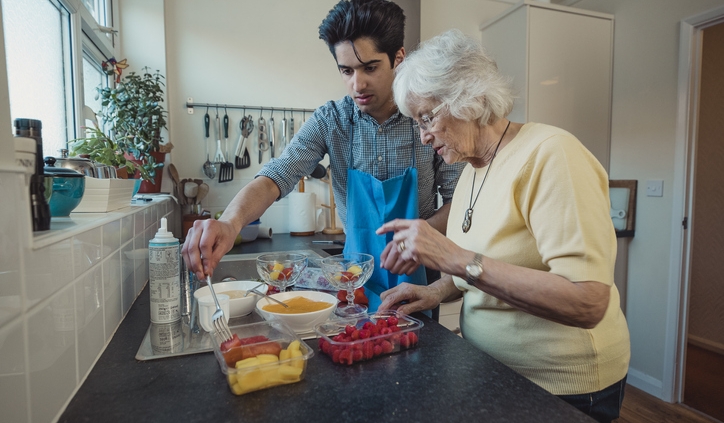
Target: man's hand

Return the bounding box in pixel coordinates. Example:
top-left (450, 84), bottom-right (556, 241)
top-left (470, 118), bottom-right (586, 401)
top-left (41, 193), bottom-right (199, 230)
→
top-left (181, 219), bottom-right (237, 280)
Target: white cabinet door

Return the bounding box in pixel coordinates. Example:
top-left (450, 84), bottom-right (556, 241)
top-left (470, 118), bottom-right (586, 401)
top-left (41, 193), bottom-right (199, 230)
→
top-left (481, 2), bottom-right (613, 170)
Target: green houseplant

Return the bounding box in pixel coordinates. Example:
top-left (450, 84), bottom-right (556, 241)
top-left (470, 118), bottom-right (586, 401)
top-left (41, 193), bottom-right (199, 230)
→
top-left (69, 122), bottom-right (146, 180)
top-left (87, 65), bottom-right (171, 190)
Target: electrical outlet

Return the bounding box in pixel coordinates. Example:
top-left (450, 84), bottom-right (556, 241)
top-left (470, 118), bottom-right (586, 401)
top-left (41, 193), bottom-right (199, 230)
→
top-left (646, 180), bottom-right (664, 197)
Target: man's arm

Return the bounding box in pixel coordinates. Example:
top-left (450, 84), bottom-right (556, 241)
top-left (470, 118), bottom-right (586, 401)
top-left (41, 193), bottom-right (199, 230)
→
top-left (182, 176), bottom-right (280, 280)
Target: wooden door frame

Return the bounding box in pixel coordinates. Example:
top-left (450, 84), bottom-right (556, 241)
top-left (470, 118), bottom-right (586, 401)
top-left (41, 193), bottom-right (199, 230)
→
top-left (666, 4), bottom-right (724, 403)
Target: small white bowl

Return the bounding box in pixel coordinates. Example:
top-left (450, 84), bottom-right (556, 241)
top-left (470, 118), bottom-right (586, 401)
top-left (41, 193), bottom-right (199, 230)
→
top-left (197, 294), bottom-right (230, 333)
top-left (255, 290), bottom-right (337, 334)
top-left (194, 280), bottom-right (268, 318)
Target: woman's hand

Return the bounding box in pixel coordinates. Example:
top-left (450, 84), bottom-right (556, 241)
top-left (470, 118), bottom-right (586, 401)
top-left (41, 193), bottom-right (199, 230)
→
top-left (376, 218), bottom-right (463, 275)
top-left (181, 218), bottom-right (237, 280)
top-left (378, 282), bottom-right (446, 316)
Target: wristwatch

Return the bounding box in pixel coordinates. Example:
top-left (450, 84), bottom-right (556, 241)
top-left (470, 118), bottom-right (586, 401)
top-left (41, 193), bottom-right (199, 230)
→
top-left (465, 253), bottom-right (484, 285)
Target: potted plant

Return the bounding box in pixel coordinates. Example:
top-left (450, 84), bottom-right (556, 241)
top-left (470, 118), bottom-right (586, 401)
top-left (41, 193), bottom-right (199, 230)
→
top-left (69, 122), bottom-right (146, 180)
top-left (96, 64), bottom-right (172, 192)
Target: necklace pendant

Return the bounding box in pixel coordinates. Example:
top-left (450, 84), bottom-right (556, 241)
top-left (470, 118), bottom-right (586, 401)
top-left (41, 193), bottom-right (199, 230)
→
top-left (462, 208), bottom-right (473, 233)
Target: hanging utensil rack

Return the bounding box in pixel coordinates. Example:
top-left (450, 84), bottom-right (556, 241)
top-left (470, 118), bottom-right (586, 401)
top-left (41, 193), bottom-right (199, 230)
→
top-left (186, 100), bottom-right (315, 115)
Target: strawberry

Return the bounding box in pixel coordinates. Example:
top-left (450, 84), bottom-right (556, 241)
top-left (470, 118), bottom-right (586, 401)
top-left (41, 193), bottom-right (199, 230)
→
top-left (380, 327), bottom-right (392, 336)
top-left (351, 330), bottom-right (361, 341)
top-left (339, 349), bottom-right (353, 365)
top-left (408, 332), bottom-right (419, 346)
top-left (359, 329), bottom-right (371, 339)
top-left (336, 288), bottom-right (369, 305)
top-left (362, 321), bottom-right (375, 330)
top-left (373, 344), bottom-right (383, 356)
top-left (389, 325), bottom-right (401, 333)
top-left (332, 349), bottom-right (341, 363)
top-left (386, 316), bottom-right (399, 326)
top-left (381, 340), bottom-right (394, 354)
top-left (344, 325), bottom-right (356, 336)
top-left (352, 349), bottom-right (363, 362)
top-left (376, 319), bottom-right (388, 328)
top-left (220, 334), bottom-right (242, 352)
top-left (363, 341), bottom-right (374, 360)
top-left (400, 333), bottom-right (411, 349)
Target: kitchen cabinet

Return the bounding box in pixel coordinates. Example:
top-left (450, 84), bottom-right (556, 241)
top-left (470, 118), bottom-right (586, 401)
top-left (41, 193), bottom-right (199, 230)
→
top-left (480, 0), bottom-right (614, 170)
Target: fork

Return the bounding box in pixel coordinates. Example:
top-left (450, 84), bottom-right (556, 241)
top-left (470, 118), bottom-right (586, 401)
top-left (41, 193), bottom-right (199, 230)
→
top-left (206, 275), bottom-right (233, 341)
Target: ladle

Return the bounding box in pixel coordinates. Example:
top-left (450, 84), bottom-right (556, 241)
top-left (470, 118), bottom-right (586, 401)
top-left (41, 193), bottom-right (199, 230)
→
top-left (202, 111), bottom-right (217, 179)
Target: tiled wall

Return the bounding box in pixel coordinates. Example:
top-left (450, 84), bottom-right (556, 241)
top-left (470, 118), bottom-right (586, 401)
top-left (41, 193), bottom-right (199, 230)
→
top-left (0, 169), bottom-right (179, 423)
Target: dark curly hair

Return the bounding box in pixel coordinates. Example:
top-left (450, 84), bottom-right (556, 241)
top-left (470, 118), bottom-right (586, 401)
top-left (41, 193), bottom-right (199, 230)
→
top-left (318, 0), bottom-right (405, 67)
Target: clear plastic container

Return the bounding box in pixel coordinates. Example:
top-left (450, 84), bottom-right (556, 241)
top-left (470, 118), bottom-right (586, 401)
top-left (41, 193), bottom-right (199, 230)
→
top-left (212, 320), bottom-right (313, 395)
top-left (314, 311), bottom-right (423, 365)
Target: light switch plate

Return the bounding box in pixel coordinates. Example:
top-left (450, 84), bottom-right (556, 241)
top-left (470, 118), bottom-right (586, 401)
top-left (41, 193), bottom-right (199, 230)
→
top-left (646, 180), bottom-right (664, 197)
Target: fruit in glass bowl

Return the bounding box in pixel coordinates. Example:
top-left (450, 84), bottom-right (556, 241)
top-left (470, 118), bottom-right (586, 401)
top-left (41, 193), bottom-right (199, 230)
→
top-left (256, 253), bottom-right (308, 291)
top-left (320, 253), bottom-right (374, 318)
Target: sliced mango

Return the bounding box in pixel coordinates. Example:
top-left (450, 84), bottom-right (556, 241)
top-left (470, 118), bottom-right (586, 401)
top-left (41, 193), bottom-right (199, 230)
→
top-left (235, 357), bottom-right (261, 369)
top-left (257, 354), bottom-right (280, 364)
top-left (287, 340), bottom-right (301, 353)
top-left (290, 349), bottom-right (304, 369)
top-left (279, 349), bottom-right (291, 361)
top-left (347, 265), bottom-right (363, 276)
top-left (278, 364), bottom-right (303, 381)
top-left (237, 369), bottom-right (265, 391)
top-left (272, 262), bottom-right (285, 271)
top-left (230, 382), bottom-right (245, 395)
top-left (227, 373), bottom-right (237, 385)
top-left (269, 270), bottom-right (281, 280)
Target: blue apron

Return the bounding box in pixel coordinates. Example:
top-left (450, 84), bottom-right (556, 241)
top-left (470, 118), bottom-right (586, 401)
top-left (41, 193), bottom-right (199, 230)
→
top-left (343, 121), bottom-right (428, 312)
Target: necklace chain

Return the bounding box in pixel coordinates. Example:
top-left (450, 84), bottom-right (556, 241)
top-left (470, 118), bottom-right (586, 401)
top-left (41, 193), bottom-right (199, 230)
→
top-left (462, 120), bottom-right (511, 233)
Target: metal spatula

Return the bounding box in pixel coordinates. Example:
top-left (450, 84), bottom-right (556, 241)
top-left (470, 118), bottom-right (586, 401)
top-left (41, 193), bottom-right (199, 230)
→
top-left (218, 112), bottom-right (234, 183)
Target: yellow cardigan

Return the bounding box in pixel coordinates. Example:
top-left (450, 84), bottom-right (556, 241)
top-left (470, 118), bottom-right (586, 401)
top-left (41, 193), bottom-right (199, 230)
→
top-left (448, 123), bottom-right (630, 395)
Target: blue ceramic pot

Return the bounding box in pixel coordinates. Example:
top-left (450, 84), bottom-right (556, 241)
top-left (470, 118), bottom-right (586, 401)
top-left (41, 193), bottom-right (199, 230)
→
top-left (44, 158), bottom-right (85, 217)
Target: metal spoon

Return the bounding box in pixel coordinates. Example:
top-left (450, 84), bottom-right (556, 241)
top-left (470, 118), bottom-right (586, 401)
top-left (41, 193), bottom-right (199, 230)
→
top-left (252, 288), bottom-right (289, 308)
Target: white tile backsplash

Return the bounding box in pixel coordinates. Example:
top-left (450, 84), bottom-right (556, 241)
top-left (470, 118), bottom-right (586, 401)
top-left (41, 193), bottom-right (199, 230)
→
top-left (103, 252), bottom-right (122, 342)
top-left (73, 226), bottom-right (102, 278)
top-left (76, 266), bottom-right (104, 382)
top-left (28, 286), bottom-right (77, 423)
top-left (101, 219), bottom-right (121, 260)
top-left (0, 319), bottom-right (29, 422)
top-left (0, 172), bottom-right (179, 423)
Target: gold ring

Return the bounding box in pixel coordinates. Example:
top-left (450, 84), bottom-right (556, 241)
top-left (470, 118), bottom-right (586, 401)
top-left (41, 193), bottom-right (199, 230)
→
top-left (397, 241), bottom-right (406, 253)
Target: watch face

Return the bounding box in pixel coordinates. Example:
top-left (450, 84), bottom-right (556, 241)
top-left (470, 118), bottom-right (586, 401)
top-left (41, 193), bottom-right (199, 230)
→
top-left (466, 264), bottom-right (482, 278)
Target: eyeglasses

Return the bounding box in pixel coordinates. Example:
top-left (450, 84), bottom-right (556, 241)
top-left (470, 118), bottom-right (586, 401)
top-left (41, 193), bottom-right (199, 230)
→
top-left (413, 103), bottom-right (446, 132)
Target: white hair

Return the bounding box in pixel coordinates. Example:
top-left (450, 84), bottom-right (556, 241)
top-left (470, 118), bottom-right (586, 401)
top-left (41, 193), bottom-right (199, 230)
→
top-left (393, 29), bottom-right (514, 125)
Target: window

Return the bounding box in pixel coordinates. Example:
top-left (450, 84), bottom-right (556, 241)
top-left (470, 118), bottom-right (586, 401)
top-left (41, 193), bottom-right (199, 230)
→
top-left (81, 0), bottom-right (107, 27)
top-left (1, 0), bottom-right (114, 158)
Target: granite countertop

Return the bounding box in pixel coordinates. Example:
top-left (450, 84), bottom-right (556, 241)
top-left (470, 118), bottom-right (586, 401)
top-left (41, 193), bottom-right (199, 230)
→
top-left (59, 234), bottom-right (594, 423)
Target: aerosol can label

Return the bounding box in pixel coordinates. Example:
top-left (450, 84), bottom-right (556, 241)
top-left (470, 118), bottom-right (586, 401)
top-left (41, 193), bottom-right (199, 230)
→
top-left (149, 244), bottom-right (181, 323)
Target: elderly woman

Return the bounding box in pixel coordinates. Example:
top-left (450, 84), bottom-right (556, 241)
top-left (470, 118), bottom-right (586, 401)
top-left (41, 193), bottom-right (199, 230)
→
top-left (376, 30), bottom-right (630, 423)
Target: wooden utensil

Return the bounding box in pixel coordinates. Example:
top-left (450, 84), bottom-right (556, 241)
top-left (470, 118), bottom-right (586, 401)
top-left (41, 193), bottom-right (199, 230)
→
top-left (196, 183), bottom-right (209, 205)
top-left (168, 163), bottom-right (180, 199)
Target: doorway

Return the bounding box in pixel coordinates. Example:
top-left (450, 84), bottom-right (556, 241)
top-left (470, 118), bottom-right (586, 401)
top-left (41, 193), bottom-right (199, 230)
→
top-left (681, 20), bottom-right (724, 422)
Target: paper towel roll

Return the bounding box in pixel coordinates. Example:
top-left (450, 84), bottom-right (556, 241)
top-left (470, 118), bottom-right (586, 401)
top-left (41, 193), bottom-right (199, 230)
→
top-left (288, 192), bottom-right (317, 235)
top-left (258, 225), bottom-right (273, 239)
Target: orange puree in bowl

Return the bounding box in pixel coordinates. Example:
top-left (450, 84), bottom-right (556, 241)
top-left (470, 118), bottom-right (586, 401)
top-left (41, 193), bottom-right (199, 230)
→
top-left (263, 296), bottom-right (332, 314)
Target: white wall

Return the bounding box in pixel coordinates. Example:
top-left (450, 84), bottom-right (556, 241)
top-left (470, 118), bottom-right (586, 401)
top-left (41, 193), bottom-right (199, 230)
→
top-left (422, 0), bottom-right (724, 401)
top-left (121, 0), bottom-right (419, 233)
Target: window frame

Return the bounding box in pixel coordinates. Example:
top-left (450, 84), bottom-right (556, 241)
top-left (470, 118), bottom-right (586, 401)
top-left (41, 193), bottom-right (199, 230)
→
top-left (68, 0), bottom-right (116, 142)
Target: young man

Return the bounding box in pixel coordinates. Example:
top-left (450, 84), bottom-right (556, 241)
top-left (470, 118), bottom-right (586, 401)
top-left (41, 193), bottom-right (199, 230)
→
top-left (182, 0), bottom-right (464, 311)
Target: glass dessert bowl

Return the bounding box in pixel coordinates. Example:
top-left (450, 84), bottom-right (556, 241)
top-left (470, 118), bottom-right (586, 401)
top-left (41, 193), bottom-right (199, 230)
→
top-left (320, 253), bottom-right (374, 318)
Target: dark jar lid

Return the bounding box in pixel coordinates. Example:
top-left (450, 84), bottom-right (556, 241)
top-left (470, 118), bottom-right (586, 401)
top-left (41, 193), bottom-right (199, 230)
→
top-left (44, 157), bottom-right (84, 178)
